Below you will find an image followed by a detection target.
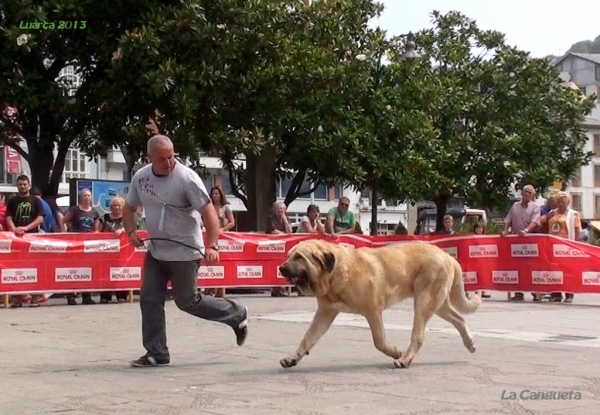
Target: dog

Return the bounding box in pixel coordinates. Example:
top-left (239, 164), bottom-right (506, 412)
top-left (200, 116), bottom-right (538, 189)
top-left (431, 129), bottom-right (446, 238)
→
top-left (278, 238), bottom-right (481, 369)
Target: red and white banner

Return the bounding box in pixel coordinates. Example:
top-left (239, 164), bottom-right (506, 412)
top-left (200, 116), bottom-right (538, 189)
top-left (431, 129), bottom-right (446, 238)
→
top-left (1, 231), bottom-right (600, 295)
top-left (5, 144), bottom-right (22, 174)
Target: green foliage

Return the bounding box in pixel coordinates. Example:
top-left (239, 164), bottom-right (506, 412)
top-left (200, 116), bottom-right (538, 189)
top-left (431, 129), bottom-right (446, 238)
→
top-left (568, 35), bottom-right (600, 53)
top-left (457, 221), bottom-right (503, 235)
top-left (409, 11), bottom-right (595, 230)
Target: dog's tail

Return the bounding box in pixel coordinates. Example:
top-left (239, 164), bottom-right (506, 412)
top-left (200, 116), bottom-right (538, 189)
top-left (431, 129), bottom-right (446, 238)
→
top-left (449, 259), bottom-right (481, 314)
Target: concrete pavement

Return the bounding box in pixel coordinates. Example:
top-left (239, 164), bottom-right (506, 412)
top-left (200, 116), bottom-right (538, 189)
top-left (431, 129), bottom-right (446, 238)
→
top-left (1, 291), bottom-right (600, 415)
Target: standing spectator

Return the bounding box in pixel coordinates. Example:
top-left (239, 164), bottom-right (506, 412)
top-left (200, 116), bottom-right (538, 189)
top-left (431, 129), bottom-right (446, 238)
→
top-left (539, 191), bottom-right (581, 303)
top-left (501, 184), bottom-right (541, 302)
top-left (30, 187), bottom-right (61, 233)
top-left (326, 197), bottom-right (356, 235)
top-left (99, 197), bottom-right (128, 303)
top-left (538, 192), bottom-right (557, 234)
top-left (266, 201), bottom-right (292, 297)
top-left (5, 175), bottom-right (45, 307)
top-left (437, 214), bottom-right (457, 235)
top-left (61, 188), bottom-right (100, 305)
top-left (580, 221), bottom-right (589, 242)
top-left (0, 193), bottom-right (7, 231)
top-left (296, 204), bottom-right (325, 234)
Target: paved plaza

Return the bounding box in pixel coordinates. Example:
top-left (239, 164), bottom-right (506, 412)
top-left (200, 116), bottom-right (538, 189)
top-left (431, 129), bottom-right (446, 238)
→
top-left (2, 292), bottom-right (600, 415)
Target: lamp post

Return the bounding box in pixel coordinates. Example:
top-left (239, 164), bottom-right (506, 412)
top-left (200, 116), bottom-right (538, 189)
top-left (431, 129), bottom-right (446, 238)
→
top-left (366, 32), bottom-right (421, 236)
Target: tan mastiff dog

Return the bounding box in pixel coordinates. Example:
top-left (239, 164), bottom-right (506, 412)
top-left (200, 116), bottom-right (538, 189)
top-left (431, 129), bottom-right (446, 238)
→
top-left (278, 239), bottom-right (481, 369)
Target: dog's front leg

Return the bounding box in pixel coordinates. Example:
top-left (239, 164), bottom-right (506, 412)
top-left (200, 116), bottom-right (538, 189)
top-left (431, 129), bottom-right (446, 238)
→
top-left (365, 311), bottom-right (402, 359)
top-left (280, 306), bottom-right (339, 369)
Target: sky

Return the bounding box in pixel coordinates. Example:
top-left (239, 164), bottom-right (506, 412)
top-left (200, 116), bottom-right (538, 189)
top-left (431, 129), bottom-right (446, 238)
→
top-left (373, 0), bottom-right (600, 58)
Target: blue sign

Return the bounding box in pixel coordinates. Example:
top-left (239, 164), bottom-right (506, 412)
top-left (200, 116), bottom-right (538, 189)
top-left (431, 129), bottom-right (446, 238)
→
top-left (75, 179), bottom-right (130, 215)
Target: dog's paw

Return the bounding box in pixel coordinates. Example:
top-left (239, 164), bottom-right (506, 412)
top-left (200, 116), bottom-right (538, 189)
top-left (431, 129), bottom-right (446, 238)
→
top-left (466, 336), bottom-right (476, 353)
top-left (280, 357), bottom-right (298, 369)
top-left (393, 359), bottom-right (409, 369)
top-left (392, 348), bottom-right (403, 359)
top-left (468, 344), bottom-right (476, 353)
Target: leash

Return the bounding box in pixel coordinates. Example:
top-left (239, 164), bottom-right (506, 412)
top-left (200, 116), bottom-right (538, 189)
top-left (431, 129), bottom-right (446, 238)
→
top-left (138, 237), bottom-right (206, 258)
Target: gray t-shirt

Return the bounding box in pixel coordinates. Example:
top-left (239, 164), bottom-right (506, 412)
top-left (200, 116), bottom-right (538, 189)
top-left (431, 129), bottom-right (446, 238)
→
top-left (126, 163), bottom-right (210, 261)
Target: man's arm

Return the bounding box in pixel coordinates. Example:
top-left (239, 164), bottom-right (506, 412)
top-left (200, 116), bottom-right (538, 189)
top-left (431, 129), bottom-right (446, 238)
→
top-left (524, 205), bottom-right (541, 233)
top-left (503, 204), bottom-right (514, 233)
top-left (184, 172), bottom-right (215, 246)
top-left (5, 216), bottom-right (16, 232)
top-left (326, 213), bottom-right (335, 234)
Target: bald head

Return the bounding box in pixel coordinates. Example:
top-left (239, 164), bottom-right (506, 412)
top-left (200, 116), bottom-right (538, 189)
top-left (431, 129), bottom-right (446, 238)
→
top-left (147, 135), bottom-right (175, 176)
top-left (147, 135), bottom-right (173, 153)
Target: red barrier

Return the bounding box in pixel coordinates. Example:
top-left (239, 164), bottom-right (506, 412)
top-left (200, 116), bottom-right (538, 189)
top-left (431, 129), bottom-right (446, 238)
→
top-left (0, 231), bottom-right (600, 295)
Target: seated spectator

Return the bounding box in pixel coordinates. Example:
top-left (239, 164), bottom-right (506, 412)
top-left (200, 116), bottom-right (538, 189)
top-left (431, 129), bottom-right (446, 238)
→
top-left (267, 201), bottom-right (292, 297)
top-left (326, 197), bottom-right (356, 235)
top-left (296, 204), bottom-right (325, 234)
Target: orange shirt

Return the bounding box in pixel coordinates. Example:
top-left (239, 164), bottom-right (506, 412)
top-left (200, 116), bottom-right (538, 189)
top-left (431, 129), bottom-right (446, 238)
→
top-left (546, 211), bottom-right (580, 239)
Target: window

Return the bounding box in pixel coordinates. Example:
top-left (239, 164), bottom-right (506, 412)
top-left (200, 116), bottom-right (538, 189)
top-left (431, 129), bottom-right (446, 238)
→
top-left (277, 177), bottom-right (293, 199)
top-left (571, 168), bottom-right (581, 187)
top-left (58, 66), bottom-right (81, 97)
top-left (571, 193), bottom-right (583, 212)
top-left (595, 135), bottom-right (600, 156)
top-left (595, 165), bottom-right (600, 187)
top-left (579, 86), bottom-right (587, 96)
top-left (596, 65), bottom-right (600, 81)
top-left (334, 184), bottom-right (344, 199)
top-left (297, 179), bottom-right (327, 200)
top-left (202, 174), bottom-right (213, 193)
top-left (595, 195), bottom-right (600, 219)
top-left (221, 173), bottom-right (232, 195)
top-left (62, 147), bottom-right (89, 183)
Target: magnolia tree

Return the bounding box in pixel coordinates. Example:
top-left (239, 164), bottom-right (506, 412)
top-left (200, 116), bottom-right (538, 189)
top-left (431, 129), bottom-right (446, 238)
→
top-left (407, 11), bottom-right (595, 231)
top-left (0, 0), bottom-right (200, 195)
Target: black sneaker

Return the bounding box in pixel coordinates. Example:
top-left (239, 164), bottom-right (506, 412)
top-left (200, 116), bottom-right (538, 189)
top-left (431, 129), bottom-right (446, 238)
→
top-left (130, 354), bottom-right (170, 368)
top-left (233, 307), bottom-right (248, 346)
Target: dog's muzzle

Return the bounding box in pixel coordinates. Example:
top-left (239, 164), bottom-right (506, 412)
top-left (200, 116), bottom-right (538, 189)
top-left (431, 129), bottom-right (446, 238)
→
top-left (279, 264), bottom-right (305, 286)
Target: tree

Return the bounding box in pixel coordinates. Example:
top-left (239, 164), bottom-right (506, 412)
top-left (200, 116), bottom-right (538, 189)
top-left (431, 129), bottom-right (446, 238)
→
top-left (408, 11), bottom-right (596, 231)
top-left (0, 1), bottom-right (204, 196)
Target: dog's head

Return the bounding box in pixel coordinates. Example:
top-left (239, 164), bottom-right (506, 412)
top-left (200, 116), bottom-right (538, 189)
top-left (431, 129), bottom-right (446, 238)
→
top-left (278, 239), bottom-right (337, 296)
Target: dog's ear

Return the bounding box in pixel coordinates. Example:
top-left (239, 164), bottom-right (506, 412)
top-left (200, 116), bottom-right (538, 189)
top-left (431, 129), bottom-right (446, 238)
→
top-left (312, 251), bottom-right (335, 273)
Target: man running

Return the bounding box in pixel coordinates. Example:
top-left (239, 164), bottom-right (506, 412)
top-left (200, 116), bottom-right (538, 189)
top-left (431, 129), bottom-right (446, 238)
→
top-left (123, 135), bottom-right (248, 367)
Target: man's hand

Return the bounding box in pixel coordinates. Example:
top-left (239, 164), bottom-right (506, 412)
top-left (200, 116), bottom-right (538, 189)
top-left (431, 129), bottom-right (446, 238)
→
top-left (114, 228), bottom-right (125, 236)
top-left (518, 229), bottom-right (527, 236)
top-left (128, 230), bottom-right (144, 248)
top-left (501, 230), bottom-right (508, 237)
top-left (204, 247), bottom-right (219, 262)
top-left (14, 227), bottom-right (27, 236)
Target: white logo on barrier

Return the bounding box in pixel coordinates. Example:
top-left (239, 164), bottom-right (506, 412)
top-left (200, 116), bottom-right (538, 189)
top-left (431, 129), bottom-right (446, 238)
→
top-left (511, 243), bottom-right (539, 258)
top-left (1, 268), bottom-right (38, 284)
top-left (442, 247), bottom-right (458, 259)
top-left (531, 271), bottom-right (563, 285)
top-left (134, 243), bottom-right (148, 253)
top-left (257, 240), bottom-right (286, 253)
top-left (109, 267), bottom-right (141, 281)
top-left (492, 271), bottom-right (519, 284)
top-left (0, 240), bottom-right (12, 254)
top-left (55, 267), bottom-right (92, 282)
top-left (236, 265), bottom-right (263, 279)
top-left (582, 272), bottom-right (600, 286)
top-left (469, 244), bottom-right (498, 258)
top-left (277, 266), bottom-right (285, 279)
top-left (462, 271), bottom-right (477, 285)
top-left (198, 265), bottom-right (225, 280)
top-left (218, 239), bottom-right (245, 253)
top-left (29, 239), bottom-right (69, 253)
top-left (84, 240), bottom-right (121, 253)
top-left (553, 244), bottom-right (589, 258)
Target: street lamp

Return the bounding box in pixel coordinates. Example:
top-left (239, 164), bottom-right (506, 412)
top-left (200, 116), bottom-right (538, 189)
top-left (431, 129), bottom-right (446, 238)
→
top-left (367, 31), bottom-right (421, 236)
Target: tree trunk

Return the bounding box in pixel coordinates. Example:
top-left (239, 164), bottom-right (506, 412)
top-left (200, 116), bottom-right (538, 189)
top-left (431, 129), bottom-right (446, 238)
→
top-left (434, 194), bottom-right (450, 233)
top-left (120, 145), bottom-right (139, 181)
top-left (244, 146), bottom-right (277, 232)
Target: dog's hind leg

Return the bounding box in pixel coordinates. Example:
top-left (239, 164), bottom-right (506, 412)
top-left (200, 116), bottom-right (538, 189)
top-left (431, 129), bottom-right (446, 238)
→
top-left (365, 311), bottom-right (402, 359)
top-left (394, 284), bottom-right (444, 369)
top-left (436, 302), bottom-right (476, 353)
top-left (280, 306), bottom-right (339, 369)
